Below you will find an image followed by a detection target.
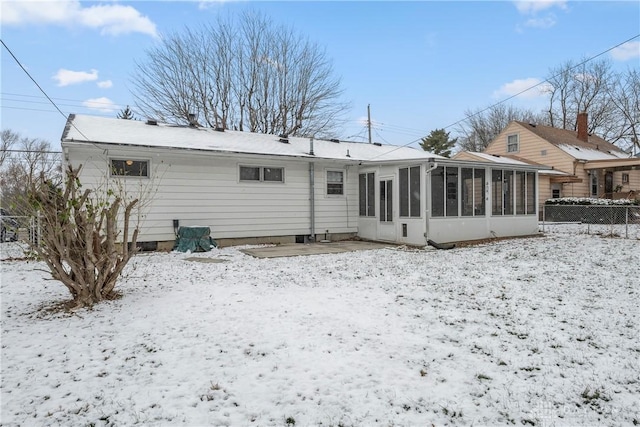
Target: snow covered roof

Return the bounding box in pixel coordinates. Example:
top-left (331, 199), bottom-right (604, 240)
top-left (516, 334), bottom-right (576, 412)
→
top-left (512, 121), bottom-right (629, 161)
top-left (458, 152), bottom-right (533, 165)
top-left (556, 144), bottom-right (630, 161)
top-left (62, 114), bottom-right (444, 163)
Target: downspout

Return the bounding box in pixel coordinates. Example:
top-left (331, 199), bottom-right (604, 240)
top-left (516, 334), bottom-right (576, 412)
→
top-left (309, 162), bottom-right (315, 242)
top-left (309, 137), bottom-right (316, 242)
top-left (424, 160), bottom-right (439, 243)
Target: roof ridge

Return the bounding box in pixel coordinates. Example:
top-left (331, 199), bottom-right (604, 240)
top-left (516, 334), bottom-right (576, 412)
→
top-left (513, 120), bottom-right (623, 153)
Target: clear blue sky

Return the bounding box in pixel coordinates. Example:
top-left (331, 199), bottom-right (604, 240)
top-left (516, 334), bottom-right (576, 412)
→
top-left (1, 1), bottom-right (639, 151)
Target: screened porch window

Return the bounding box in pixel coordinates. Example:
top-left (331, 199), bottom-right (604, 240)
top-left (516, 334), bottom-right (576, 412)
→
top-left (431, 166), bottom-right (445, 217)
top-left (359, 172), bottom-right (375, 217)
top-left (399, 166), bottom-right (420, 217)
top-left (461, 168), bottom-right (485, 216)
top-left (431, 166), bottom-right (459, 217)
top-left (492, 168), bottom-right (536, 215)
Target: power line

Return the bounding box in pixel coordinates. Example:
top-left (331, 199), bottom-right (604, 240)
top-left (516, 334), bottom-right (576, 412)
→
top-left (441, 33), bottom-right (640, 132)
top-left (1, 39), bottom-right (91, 142)
top-left (366, 33), bottom-right (640, 161)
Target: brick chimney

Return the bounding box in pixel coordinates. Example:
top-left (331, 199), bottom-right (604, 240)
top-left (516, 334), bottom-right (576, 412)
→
top-left (577, 112), bottom-right (588, 142)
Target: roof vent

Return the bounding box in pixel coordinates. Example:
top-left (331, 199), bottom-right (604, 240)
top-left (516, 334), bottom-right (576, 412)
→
top-left (146, 119), bottom-right (158, 126)
top-left (279, 133), bottom-right (289, 144)
top-left (373, 142), bottom-right (382, 146)
top-left (330, 138), bottom-right (340, 143)
top-left (188, 113), bottom-right (199, 127)
top-left (215, 127), bottom-right (224, 132)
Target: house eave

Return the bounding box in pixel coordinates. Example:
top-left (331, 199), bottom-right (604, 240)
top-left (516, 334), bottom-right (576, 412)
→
top-left (583, 158), bottom-right (640, 171)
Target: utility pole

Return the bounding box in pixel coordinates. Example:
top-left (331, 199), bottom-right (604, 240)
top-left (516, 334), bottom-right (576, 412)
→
top-left (367, 104), bottom-right (372, 144)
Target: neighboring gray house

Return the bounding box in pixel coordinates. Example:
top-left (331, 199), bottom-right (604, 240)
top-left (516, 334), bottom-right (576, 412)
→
top-left (62, 114), bottom-right (542, 248)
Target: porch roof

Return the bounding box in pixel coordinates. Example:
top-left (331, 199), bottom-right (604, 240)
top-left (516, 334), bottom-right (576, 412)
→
top-left (583, 158), bottom-right (640, 171)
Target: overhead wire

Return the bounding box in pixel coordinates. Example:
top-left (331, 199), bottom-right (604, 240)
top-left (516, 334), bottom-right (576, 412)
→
top-left (1, 38), bottom-right (93, 142)
top-left (366, 33), bottom-right (640, 161)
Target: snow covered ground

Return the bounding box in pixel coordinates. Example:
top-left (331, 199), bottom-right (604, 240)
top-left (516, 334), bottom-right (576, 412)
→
top-left (542, 221), bottom-right (640, 240)
top-left (1, 234), bottom-right (639, 426)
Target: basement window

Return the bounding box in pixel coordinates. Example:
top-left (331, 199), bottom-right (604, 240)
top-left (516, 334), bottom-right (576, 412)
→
top-left (110, 159), bottom-right (149, 178)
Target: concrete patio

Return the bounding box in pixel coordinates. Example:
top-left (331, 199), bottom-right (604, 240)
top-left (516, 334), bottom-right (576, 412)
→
top-left (240, 240), bottom-right (393, 258)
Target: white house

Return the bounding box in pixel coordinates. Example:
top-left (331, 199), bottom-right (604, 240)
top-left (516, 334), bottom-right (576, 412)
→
top-left (61, 114), bottom-right (542, 249)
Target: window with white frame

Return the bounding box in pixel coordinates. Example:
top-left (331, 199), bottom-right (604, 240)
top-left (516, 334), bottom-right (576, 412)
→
top-left (461, 168), bottom-right (485, 216)
top-left (507, 134), bottom-right (519, 153)
top-left (491, 168), bottom-right (536, 215)
top-left (430, 166), bottom-right (460, 217)
top-left (239, 166), bottom-right (284, 182)
top-left (399, 166), bottom-right (421, 217)
top-left (622, 173), bottom-right (629, 184)
top-left (359, 172), bottom-right (375, 216)
top-left (326, 170), bottom-right (344, 195)
top-left (110, 159), bottom-right (149, 178)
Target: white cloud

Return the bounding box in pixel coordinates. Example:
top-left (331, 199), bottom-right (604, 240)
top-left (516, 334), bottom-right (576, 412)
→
top-left (514, 0), bottom-right (567, 14)
top-left (493, 78), bottom-right (552, 99)
top-left (611, 41), bottom-right (640, 61)
top-left (53, 68), bottom-right (98, 87)
top-left (198, 1), bottom-right (228, 10)
top-left (82, 97), bottom-right (116, 113)
top-left (523, 14), bottom-right (557, 29)
top-left (97, 80), bottom-right (113, 89)
top-left (513, 0), bottom-right (566, 31)
top-left (1, 0), bottom-right (157, 38)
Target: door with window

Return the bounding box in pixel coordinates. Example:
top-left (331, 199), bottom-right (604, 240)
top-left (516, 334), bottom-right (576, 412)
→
top-left (604, 171), bottom-right (613, 196)
top-left (378, 177), bottom-right (396, 241)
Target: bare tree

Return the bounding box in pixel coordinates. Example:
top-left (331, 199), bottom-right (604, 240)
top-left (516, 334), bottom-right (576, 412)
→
top-left (27, 165), bottom-right (139, 309)
top-left (0, 130), bottom-right (61, 213)
top-left (543, 58), bottom-right (630, 143)
top-left (457, 58), bottom-right (638, 151)
top-left (607, 69), bottom-right (640, 153)
top-left (456, 104), bottom-right (543, 152)
top-left (132, 11), bottom-right (349, 138)
top-left (0, 129), bottom-right (19, 168)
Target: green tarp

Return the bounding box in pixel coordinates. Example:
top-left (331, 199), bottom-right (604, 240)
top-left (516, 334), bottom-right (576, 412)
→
top-left (174, 226), bottom-right (217, 252)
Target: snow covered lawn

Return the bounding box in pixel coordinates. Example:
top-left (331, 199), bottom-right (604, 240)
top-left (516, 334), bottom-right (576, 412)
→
top-left (1, 234), bottom-right (639, 426)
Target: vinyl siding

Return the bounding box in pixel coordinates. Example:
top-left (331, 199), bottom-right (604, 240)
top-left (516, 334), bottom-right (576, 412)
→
top-left (65, 144), bottom-right (358, 242)
top-left (486, 122), bottom-right (583, 206)
top-left (485, 122), bottom-right (576, 173)
top-left (616, 170), bottom-right (640, 193)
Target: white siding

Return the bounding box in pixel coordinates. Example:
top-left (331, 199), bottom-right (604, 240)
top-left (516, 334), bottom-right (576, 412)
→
top-left (66, 144), bottom-right (357, 242)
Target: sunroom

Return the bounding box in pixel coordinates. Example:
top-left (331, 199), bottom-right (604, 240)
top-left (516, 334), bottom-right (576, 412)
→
top-left (356, 159), bottom-right (542, 246)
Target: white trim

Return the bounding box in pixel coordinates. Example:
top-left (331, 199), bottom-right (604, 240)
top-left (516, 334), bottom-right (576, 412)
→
top-left (507, 133), bottom-right (519, 153)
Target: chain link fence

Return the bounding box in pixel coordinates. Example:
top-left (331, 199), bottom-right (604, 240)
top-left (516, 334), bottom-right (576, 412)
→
top-left (542, 204), bottom-right (640, 239)
top-left (0, 215), bottom-right (40, 245)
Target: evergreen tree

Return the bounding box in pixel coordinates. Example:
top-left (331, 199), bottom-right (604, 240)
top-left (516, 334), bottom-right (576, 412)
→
top-left (117, 105), bottom-right (135, 120)
top-left (420, 128), bottom-right (457, 157)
